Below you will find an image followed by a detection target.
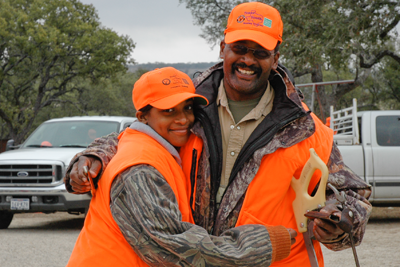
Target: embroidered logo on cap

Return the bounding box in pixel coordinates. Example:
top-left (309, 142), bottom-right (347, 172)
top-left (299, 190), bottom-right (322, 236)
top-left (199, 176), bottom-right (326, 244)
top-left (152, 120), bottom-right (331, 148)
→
top-left (166, 75), bottom-right (190, 88)
top-left (236, 10), bottom-right (269, 28)
top-left (263, 18), bottom-right (272, 28)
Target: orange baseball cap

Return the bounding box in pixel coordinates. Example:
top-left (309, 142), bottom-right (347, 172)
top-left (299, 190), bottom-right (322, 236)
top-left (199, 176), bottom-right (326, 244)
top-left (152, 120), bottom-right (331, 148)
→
top-left (132, 67), bottom-right (208, 111)
top-left (224, 2), bottom-right (283, 51)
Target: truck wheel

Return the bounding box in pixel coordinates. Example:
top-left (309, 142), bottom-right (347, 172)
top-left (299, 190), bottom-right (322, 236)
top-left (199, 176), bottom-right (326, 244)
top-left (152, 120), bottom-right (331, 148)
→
top-left (0, 211), bottom-right (14, 229)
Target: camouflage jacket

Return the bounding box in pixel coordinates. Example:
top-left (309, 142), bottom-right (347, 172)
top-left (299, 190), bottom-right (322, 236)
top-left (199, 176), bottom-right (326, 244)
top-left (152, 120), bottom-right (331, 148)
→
top-left (106, 122), bottom-right (289, 266)
top-left (65, 63), bottom-right (372, 252)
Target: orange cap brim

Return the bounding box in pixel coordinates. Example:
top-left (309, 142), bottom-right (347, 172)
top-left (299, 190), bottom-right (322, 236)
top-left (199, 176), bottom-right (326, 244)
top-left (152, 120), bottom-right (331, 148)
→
top-left (150, 92), bottom-right (208, 110)
top-left (225, 29), bottom-right (279, 51)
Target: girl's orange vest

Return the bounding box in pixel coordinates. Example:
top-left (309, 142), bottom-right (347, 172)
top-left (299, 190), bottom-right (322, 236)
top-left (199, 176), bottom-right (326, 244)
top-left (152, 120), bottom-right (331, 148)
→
top-left (67, 128), bottom-right (201, 267)
top-left (181, 112), bottom-right (333, 267)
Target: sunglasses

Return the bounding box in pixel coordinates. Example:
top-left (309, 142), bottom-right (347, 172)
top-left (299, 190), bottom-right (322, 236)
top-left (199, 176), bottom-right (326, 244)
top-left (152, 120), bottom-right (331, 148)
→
top-left (229, 44), bottom-right (274, 59)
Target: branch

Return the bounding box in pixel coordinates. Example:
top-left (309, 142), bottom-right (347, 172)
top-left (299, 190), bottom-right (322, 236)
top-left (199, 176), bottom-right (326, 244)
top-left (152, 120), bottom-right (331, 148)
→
top-left (334, 69), bottom-right (371, 99)
top-left (359, 50), bottom-right (400, 68)
top-left (2, 54), bottom-right (29, 74)
top-left (212, 0), bottom-right (229, 12)
top-left (388, 83), bottom-right (400, 103)
top-left (0, 108), bottom-right (13, 133)
top-left (291, 67), bottom-right (313, 78)
top-left (379, 14), bottom-right (400, 39)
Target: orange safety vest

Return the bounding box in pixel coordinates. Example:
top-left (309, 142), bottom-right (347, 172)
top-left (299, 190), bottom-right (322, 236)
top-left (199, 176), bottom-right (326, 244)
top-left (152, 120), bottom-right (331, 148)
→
top-left (179, 112), bottom-right (333, 267)
top-left (67, 128), bottom-right (200, 267)
top-left (234, 112), bottom-right (333, 267)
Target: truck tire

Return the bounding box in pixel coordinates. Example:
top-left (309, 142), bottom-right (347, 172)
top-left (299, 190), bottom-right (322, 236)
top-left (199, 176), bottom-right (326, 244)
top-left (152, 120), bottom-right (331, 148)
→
top-left (0, 211), bottom-right (14, 229)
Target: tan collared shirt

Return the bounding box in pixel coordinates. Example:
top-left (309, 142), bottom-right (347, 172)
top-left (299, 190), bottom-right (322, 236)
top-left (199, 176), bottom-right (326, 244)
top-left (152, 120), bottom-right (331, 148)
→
top-left (216, 80), bottom-right (275, 203)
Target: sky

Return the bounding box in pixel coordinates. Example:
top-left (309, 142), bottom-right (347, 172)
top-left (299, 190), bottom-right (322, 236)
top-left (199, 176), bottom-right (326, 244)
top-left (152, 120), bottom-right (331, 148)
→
top-left (79, 0), bottom-right (220, 64)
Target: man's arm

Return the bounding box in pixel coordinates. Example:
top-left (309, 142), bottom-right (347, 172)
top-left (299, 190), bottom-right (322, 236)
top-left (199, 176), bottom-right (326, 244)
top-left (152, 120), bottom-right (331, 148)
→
top-left (111, 165), bottom-right (295, 266)
top-left (64, 132), bottom-right (119, 193)
top-left (315, 143), bottom-right (372, 251)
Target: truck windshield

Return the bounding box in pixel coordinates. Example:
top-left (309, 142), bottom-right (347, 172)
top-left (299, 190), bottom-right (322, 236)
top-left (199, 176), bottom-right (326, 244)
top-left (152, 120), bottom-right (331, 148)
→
top-left (22, 121), bottom-right (119, 148)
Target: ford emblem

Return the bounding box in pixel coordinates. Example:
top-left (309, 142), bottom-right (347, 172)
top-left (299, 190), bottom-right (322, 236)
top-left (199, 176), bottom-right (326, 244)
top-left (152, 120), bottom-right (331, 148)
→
top-left (17, 171), bottom-right (29, 177)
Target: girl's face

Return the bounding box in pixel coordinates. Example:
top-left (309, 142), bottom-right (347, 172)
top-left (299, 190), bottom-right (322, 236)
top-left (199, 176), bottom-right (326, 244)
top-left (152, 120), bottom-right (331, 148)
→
top-left (136, 99), bottom-right (195, 148)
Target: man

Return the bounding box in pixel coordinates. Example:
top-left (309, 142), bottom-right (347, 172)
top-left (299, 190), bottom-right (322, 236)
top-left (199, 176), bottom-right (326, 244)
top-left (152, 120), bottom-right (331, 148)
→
top-left (66, 2), bottom-right (372, 266)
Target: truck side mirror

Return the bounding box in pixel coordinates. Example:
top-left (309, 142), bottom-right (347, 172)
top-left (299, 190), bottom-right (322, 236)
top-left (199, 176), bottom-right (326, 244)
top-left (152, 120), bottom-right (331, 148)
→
top-left (6, 139), bottom-right (15, 151)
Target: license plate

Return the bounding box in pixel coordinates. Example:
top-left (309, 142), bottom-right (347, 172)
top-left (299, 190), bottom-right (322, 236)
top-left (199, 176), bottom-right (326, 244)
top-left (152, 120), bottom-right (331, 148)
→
top-left (10, 198), bottom-right (30, 210)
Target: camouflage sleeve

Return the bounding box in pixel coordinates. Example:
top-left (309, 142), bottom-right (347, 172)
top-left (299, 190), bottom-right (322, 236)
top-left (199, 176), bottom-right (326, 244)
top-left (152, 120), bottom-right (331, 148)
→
top-left (322, 142), bottom-right (373, 251)
top-left (110, 164), bottom-right (282, 267)
top-left (64, 132), bottom-right (120, 193)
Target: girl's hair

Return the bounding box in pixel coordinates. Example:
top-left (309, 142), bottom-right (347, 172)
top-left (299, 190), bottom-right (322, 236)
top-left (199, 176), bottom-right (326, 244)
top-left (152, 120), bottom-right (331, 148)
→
top-left (138, 104), bottom-right (152, 116)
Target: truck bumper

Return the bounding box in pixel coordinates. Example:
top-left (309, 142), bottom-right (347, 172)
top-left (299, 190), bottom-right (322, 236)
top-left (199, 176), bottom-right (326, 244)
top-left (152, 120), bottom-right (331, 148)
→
top-left (0, 183), bottom-right (91, 213)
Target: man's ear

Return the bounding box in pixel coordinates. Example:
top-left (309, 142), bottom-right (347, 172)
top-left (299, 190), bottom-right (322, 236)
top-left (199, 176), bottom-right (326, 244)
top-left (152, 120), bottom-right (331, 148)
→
top-left (136, 111), bottom-right (147, 124)
top-left (272, 52), bottom-right (280, 70)
top-left (219, 40), bottom-right (226, 59)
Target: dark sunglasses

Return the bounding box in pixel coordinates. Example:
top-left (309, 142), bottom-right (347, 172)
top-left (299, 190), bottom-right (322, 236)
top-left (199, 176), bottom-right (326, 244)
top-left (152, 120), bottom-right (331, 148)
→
top-left (229, 44), bottom-right (274, 59)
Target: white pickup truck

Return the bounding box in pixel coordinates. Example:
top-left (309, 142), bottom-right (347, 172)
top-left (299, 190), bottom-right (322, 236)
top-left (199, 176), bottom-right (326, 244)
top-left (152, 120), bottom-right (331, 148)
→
top-left (0, 116), bottom-right (135, 229)
top-left (330, 99), bottom-right (400, 206)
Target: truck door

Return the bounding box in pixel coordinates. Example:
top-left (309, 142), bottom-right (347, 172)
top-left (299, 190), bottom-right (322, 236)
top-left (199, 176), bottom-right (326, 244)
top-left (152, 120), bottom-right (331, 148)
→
top-left (371, 113), bottom-right (400, 203)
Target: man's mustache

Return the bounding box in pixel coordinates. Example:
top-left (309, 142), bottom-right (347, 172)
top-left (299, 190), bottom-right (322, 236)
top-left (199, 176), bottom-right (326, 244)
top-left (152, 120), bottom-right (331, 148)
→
top-left (233, 62), bottom-right (261, 74)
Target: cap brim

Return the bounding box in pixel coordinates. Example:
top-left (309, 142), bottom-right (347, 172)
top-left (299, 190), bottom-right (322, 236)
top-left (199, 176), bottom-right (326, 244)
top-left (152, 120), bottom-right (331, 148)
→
top-left (150, 92), bottom-right (209, 109)
top-left (225, 30), bottom-right (278, 51)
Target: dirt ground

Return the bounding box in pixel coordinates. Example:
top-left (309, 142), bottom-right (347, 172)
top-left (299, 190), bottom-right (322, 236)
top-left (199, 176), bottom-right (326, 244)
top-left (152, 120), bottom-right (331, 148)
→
top-left (0, 206), bottom-right (399, 267)
top-left (322, 206), bottom-right (400, 267)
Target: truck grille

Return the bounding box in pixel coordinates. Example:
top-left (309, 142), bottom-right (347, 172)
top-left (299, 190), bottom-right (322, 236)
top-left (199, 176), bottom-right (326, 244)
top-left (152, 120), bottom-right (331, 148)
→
top-left (0, 164), bottom-right (63, 186)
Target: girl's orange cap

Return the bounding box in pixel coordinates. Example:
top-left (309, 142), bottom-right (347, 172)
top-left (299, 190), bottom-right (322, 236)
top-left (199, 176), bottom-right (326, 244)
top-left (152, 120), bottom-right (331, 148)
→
top-left (132, 67), bottom-right (208, 111)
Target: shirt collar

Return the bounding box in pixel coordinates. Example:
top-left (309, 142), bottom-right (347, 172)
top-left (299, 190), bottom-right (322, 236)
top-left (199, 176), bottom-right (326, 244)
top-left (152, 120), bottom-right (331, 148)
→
top-left (217, 80), bottom-right (274, 122)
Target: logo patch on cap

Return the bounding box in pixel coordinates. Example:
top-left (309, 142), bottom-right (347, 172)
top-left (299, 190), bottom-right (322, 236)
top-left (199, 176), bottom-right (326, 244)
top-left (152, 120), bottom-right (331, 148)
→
top-left (237, 15), bottom-right (245, 23)
top-left (162, 79), bottom-right (171, 85)
top-left (263, 18), bottom-right (272, 28)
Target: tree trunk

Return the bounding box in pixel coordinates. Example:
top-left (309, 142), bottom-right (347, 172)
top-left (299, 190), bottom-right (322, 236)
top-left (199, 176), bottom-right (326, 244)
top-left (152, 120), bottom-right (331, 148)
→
top-left (310, 65), bottom-right (334, 123)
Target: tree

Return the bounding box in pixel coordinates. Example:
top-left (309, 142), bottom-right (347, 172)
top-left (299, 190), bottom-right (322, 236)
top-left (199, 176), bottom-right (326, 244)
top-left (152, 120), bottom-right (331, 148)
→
top-left (179, 0), bottom-right (400, 119)
top-left (358, 56), bottom-right (400, 110)
top-left (27, 68), bottom-right (148, 138)
top-left (0, 0), bottom-right (135, 144)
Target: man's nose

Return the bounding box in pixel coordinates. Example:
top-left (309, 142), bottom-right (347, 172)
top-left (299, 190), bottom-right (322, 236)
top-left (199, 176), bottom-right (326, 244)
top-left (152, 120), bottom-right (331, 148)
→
top-left (240, 50), bottom-right (258, 64)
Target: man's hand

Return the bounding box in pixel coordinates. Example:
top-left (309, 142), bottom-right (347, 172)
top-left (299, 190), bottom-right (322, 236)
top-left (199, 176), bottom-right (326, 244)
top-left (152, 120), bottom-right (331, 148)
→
top-left (312, 203), bottom-right (345, 242)
top-left (69, 156), bottom-right (102, 193)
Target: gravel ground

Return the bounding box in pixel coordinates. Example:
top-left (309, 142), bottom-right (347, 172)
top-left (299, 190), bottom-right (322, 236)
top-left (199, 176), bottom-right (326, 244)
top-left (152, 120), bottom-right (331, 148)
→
top-left (322, 206), bottom-right (400, 267)
top-left (0, 206), bottom-right (399, 267)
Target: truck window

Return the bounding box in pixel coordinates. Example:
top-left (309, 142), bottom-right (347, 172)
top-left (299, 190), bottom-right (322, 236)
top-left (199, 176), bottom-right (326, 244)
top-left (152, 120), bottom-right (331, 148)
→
top-left (22, 121), bottom-right (119, 148)
top-left (376, 116), bottom-right (400, 146)
top-left (123, 122), bottom-right (133, 129)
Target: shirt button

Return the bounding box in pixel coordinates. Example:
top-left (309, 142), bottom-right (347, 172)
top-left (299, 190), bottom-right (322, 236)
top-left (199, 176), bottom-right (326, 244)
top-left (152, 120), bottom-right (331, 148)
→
top-left (237, 126), bottom-right (241, 130)
top-left (230, 125), bottom-right (234, 129)
top-left (230, 151), bottom-right (235, 156)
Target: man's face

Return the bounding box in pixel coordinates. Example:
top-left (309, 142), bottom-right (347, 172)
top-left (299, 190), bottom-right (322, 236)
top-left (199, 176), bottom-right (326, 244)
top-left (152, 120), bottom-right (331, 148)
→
top-left (220, 40), bottom-right (280, 101)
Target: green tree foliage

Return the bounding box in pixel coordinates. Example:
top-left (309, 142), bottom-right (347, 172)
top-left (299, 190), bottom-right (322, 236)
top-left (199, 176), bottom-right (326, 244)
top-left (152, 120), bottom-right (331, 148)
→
top-left (29, 69), bottom-right (147, 138)
top-left (0, 0), bottom-right (135, 144)
top-left (357, 57), bottom-right (400, 110)
top-left (179, 0), bottom-right (400, 118)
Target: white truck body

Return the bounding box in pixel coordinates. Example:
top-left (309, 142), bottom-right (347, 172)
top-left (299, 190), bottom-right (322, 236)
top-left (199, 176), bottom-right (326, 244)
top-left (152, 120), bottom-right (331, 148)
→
top-left (0, 116), bottom-right (136, 228)
top-left (331, 99), bottom-right (400, 205)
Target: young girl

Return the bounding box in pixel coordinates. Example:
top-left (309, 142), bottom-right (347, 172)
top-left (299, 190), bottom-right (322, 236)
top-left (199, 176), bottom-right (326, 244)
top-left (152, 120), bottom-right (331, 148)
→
top-left (67, 67), bottom-right (294, 266)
